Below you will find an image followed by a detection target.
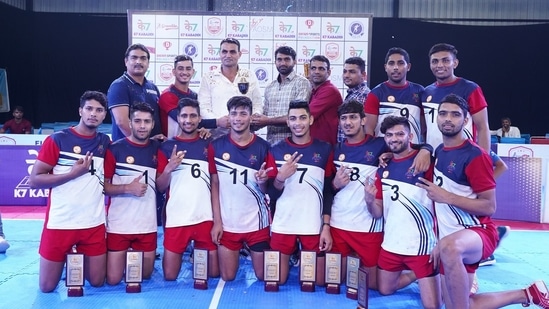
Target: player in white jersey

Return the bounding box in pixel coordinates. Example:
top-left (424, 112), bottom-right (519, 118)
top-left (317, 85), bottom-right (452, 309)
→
top-left (30, 91), bottom-right (111, 293)
top-left (417, 94), bottom-right (549, 309)
top-left (269, 100), bottom-right (335, 285)
top-left (365, 116), bottom-right (441, 309)
top-left (209, 96), bottom-right (277, 281)
top-left (103, 102), bottom-right (160, 285)
top-left (156, 98), bottom-right (219, 280)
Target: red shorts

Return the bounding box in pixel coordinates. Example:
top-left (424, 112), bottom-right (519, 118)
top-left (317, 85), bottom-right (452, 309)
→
top-left (378, 248), bottom-right (437, 279)
top-left (331, 227), bottom-right (383, 267)
top-left (39, 224), bottom-right (107, 262)
top-left (164, 221), bottom-right (217, 253)
top-left (440, 224), bottom-right (498, 275)
top-left (270, 233), bottom-right (320, 255)
top-left (220, 227), bottom-right (270, 252)
top-left (107, 232), bottom-right (157, 252)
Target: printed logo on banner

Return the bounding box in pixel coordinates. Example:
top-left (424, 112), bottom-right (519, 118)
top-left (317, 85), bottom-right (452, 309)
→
top-left (183, 43), bottom-right (198, 58)
top-left (134, 17), bottom-right (154, 37)
top-left (206, 17), bottom-right (223, 36)
top-left (181, 18), bottom-right (201, 38)
top-left (190, 69), bottom-right (201, 86)
top-left (251, 43), bottom-right (272, 63)
top-left (298, 17), bottom-right (321, 40)
top-left (162, 41), bottom-right (172, 51)
top-left (322, 22), bottom-right (344, 40)
top-left (255, 67), bottom-right (269, 85)
top-left (348, 21), bottom-right (365, 39)
top-left (276, 21), bottom-right (295, 38)
top-left (12, 148), bottom-right (50, 201)
top-left (159, 64), bottom-right (173, 82)
top-left (157, 22), bottom-right (178, 31)
top-left (325, 43), bottom-right (341, 61)
top-left (348, 45), bottom-right (363, 58)
top-left (250, 17), bottom-right (274, 39)
top-left (228, 19), bottom-right (249, 38)
top-left (156, 39), bottom-right (178, 62)
top-left (203, 42), bottom-right (221, 62)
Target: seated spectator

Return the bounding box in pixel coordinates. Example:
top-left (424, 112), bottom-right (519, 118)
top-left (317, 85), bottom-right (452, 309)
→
top-left (0, 105), bottom-right (32, 134)
top-left (491, 117), bottom-right (520, 138)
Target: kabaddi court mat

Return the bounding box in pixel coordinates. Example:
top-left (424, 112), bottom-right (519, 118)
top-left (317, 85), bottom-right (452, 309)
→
top-left (1, 207), bottom-right (548, 309)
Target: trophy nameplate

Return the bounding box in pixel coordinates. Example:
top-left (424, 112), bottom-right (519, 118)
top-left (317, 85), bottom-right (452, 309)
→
top-left (346, 255), bottom-right (360, 299)
top-left (263, 250), bottom-right (280, 292)
top-left (357, 266), bottom-right (369, 309)
top-left (325, 252), bottom-right (342, 294)
top-left (125, 250), bottom-right (143, 293)
top-left (193, 248), bottom-right (209, 290)
top-left (66, 253), bottom-right (85, 297)
top-left (299, 250), bottom-right (317, 292)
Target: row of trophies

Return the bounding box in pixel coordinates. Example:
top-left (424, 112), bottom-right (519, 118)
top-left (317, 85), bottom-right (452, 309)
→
top-left (66, 248), bottom-right (368, 308)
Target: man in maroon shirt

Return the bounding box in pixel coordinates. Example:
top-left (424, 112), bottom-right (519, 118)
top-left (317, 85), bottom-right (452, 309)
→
top-left (308, 55), bottom-right (343, 145)
top-left (0, 105), bottom-right (32, 134)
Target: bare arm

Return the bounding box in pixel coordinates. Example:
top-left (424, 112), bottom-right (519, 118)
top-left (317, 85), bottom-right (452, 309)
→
top-left (110, 105), bottom-right (131, 138)
top-left (364, 113), bottom-right (378, 136)
top-left (472, 107), bottom-right (490, 152)
top-left (210, 174), bottom-right (223, 244)
top-left (493, 158), bottom-right (508, 179)
top-left (104, 174), bottom-right (147, 197)
top-left (29, 152), bottom-right (93, 189)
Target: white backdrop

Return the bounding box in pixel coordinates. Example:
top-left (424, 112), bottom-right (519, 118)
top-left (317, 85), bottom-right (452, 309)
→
top-left (127, 11), bottom-right (373, 97)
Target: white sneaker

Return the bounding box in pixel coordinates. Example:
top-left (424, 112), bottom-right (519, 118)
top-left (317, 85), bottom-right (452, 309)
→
top-left (0, 236), bottom-right (10, 253)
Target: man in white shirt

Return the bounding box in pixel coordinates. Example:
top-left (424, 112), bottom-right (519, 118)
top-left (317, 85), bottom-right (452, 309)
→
top-left (492, 117), bottom-right (521, 138)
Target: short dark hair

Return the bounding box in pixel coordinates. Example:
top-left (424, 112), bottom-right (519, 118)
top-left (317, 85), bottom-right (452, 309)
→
top-left (288, 100), bottom-right (310, 114)
top-left (344, 57), bottom-right (365, 73)
top-left (80, 91), bottom-right (107, 108)
top-left (310, 55), bottom-right (330, 69)
top-left (177, 98), bottom-right (200, 116)
top-left (174, 55), bottom-right (193, 67)
top-left (429, 43), bottom-right (458, 59)
top-left (501, 117), bottom-right (511, 122)
top-left (130, 102), bottom-right (155, 119)
top-left (337, 100), bottom-right (365, 118)
top-left (125, 43), bottom-right (150, 60)
top-left (275, 46), bottom-right (297, 60)
top-left (227, 96), bottom-right (252, 113)
top-left (380, 116), bottom-right (410, 134)
top-left (13, 105), bottom-right (24, 113)
top-left (441, 93), bottom-right (469, 117)
top-left (385, 47), bottom-right (410, 63)
top-left (220, 38), bottom-right (240, 51)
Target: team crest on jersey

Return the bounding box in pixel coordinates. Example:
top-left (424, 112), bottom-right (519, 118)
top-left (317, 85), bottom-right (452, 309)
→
top-left (222, 152), bottom-right (230, 160)
top-left (312, 153), bottom-right (321, 163)
top-left (283, 153), bottom-right (292, 161)
top-left (73, 146), bottom-right (81, 154)
top-left (203, 147), bottom-right (208, 158)
top-left (405, 167), bottom-right (415, 179)
top-left (364, 151), bottom-right (374, 162)
top-left (97, 144), bottom-right (104, 155)
top-left (338, 154), bottom-right (345, 161)
top-left (152, 154), bottom-right (158, 165)
top-left (387, 96), bottom-right (395, 103)
top-left (249, 154), bottom-right (258, 165)
top-left (447, 161), bottom-right (456, 174)
top-left (413, 93), bottom-right (420, 103)
top-left (382, 171), bottom-right (389, 178)
top-left (126, 156), bottom-right (135, 164)
top-left (426, 95), bottom-right (432, 103)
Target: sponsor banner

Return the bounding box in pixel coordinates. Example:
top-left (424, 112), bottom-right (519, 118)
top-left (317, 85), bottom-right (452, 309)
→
top-left (155, 15), bottom-right (179, 38)
top-left (0, 68), bottom-right (9, 113)
top-left (274, 16), bottom-right (297, 40)
top-left (227, 16), bottom-right (250, 39)
top-left (296, 40), bottom-right (321, 65)
top-left (321, 18), bottom-right (345, 41)
top-left (297, 17), bottom-right (321, 40)
top-left (132, 15), bottom-right (155, 38)
top-left (155, 38), bottom-right (179, 63)
top-left (179, 16), bottom-right (202, 38)
top-left (203, 16), bottom-right (226, 39)
top-left (155, 63), bottom-right (174, 87)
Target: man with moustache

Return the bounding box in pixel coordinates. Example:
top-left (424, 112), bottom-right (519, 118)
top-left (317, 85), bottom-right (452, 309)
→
top-left (156, 98), bottom-right (220, 281)
top-left (251, 46), bottom-right (311, 145)
top-left (365, 47), bottom-right (425, 144)
top-left (30, 91), bottom-right (111, 293)
top-left (108, 44), bottom-right (165, 142)
top-left (338, 56), bottom-right (370, 142)
top-left (103, 102), bottom-right (162, 285)
top-left (158, 55), bottom-right (229, 139)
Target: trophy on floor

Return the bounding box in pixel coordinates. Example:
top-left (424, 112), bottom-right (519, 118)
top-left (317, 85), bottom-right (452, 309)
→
top-left (357, 266), bottom-right (369, 309)
top-left (325, 252), bottom-right (342, 294)
top-left (346, 255), bottom-right (360, 299)
top-left (193, 248), bottom-right (209, 290)
top-left (125, 250), bottom-right (143, 293)
top-left (66, 252), bottom-right (85, 297)
top-left (263, 250), bottom-right (280, 292)
top-left (299, 250), bottom-right (317, 292)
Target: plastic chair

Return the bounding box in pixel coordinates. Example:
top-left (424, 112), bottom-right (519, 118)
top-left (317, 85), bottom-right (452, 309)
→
top-left (491, 135), bottom-right (499, 144)
top-left (521, 134), bottom-right (531, 144)
top-left (500, 137), bottom-right (526, 144)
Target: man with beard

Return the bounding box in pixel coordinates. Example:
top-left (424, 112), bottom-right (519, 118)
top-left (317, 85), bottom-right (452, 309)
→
top-left (0, 105), bottom-right (32, 134)
top-left (156, 98), bottom-right (220, 281)
top-left (158, 55), bottom-right (229, 139)
top-left (198, 38), bottom-right (262, 139)
top-left (103, 102), bottom-right (162, 285)
top-left (268, 100), bottom-right (335, 285)
top-left (337, 57), bottom-right (370, 142)
top-left (108, 44), bottom-right (165, 142)
top-left (29, 91), bottom-right (111, 292)
top-left (417, 94), bottom-right (548, 309)
top-left (365, 116), bottom-right (441, 309)
top-left (492, 117), bottom-right (521, 138)
top-left (308, 55), bottom-right (343, 145)
top-left (365, 47), bottom-right (425, 144)
top-left (251, 46), bottom-right (311, 145)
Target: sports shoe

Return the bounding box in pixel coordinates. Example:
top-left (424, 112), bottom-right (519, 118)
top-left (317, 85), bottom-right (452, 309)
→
top-left (0, 236), bottom-right (10, 253)
top-left (479, 254), bottom-right (496, 267)
top-left (523, 280), bottom-right (549, 308)
top-left (289, 251), bottom-right (300, 267)
top-left (470, 273), bottom-right (479, 295)
top-left (497, 225), bottom-right (511, 247)
top-left (240, 246), bottom-right (252, 261)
